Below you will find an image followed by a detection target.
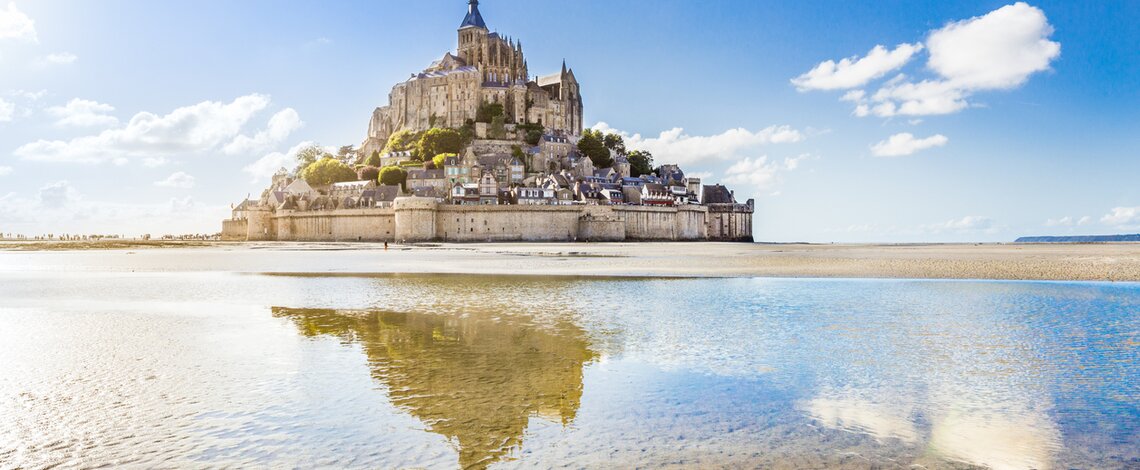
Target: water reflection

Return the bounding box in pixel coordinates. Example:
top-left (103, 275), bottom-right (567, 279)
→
top-left (273, 307), bottom-right (597, 469)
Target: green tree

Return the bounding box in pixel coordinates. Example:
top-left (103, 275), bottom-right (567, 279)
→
top-left (383, 129), bottom-right (419, 155)
top-left (379, 166), bottom-right (408, 190)
top-left (364, 150), bottom-right (383, 167)
top-left (627, 150), bottom-right (654, 177)
top-left (511, 145), bottom-right (528, 173)
top-left (525, 129), bottom-right (543, 146)
top-left (476, 102), bottom-right (504, 123)
top-left (489, 115), bottom-right (506, 139)
top-left (302, 157), bottom-right (358, 186)
top-left (337, 145), bottom-right (356, 162)
top-left (433, 153), bottom-right (457, 169)
top-left (577, 131), bottom-right (612, 168)
top-left (417, 128), bottom-right (463, 162)
top-left (358, 165), bottom-right (381, 182)
top-left (295, 145), bottom-right (331, 175)
top-left (602, 133), bottom-right (626, 154)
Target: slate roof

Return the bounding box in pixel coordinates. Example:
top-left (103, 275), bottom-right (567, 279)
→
top-left (375, 185), bottom-right (402, 203)
top-left (460, 0), bottom-right (487, 29)
top-left (702, 185), bottom-right (736, 204)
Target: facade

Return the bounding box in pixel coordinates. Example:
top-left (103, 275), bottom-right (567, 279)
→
top-left (360, 0), bottom-right (584, 158)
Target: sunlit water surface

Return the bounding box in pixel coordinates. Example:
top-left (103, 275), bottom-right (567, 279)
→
top-left (1, 255), bottom-right (1137, 469)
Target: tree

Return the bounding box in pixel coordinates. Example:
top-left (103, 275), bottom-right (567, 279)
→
top-left (433, 153), bottom-right (457, 169)
top-left (417, 128), bottom-right (463, 161)
top-left (603, 133), bottom-right (626, 154)
top-left (302, 157), bottom-right (358, 186)
top-left (358, 165), bottom-right (381, 182)
top-left (627, 150), bottom-right (654, 177)
top-left (379, 166), bottom-right (408, 189)
top-left (295, 145), bottom-right (331, 175)
top-left (577, 131), bottom-right (612, 168)
top-left (476, 102), bottom-right (504, 123)
top-left (337, 145), bottom-right (356, 162)
top-left (364, 150), bottom-right (383, 167)
top-left (489, 115), bottom-right (506, 139)
top-left (511, 145), bottom-right (528, 173)
top-left (382, 129), bottom-right (419, 155)
top-left (525, 129), bottom-right (543, 146)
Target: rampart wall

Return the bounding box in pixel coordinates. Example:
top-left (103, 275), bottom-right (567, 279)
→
top-left (228, 197), bottom-right (752, 242)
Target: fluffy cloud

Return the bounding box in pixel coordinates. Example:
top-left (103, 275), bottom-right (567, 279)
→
top-left (591, 122), bottom-right (803, 167)
top-left (1101, 207), bottom-right (1140, 227)
top-left (1044, 216), bottom-right (1073, 227)
top-left (0, 97), bottom-right (12, 122)
top-left (870, 132), bottom-right (948, 157)
top-left (795, 3), bottom-right (1060, 118)
top-left (37, 180), bottom-right (80, 209)
top-left (927, 3), bottom-right (1060, 90)
top-left (0, 2), bottom-right (36, 43)
top-left (722, 154), bottom-right (810, 192)
top-left (154, 171), bottom-right (196, 189)
top-left (0, 165), bottom-right (11, 176)
top-left (791, 43), bottom-right (923, 91)
top-left (47, 98), bottom-right (119, 128)
top-left (15, 94), bottom-right (271, 163)
top-left (921, 216), bottom-right (996, 234)
top-left (243, 141), bottom-right (314, 183)
top-left (223, 108), bottom-right (303, 156)
top-left (0, 182), bottom-right (226, 235)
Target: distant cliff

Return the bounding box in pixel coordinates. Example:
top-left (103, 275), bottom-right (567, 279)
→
top-left (1015, 234), bottom-right (1140, 243)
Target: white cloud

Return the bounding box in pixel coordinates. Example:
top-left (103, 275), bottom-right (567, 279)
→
top-left (1044, 216), bottom-right (1073, 227)
top-left (591, 122), bottom-right (804, 167)
top-left (0, 97), bottom-right (13, 122)
top-left (15, 94), bottom-right (271, 164)
top-left (0, 165), bottom-right (11, 176)
top-left (243, 141), bottom-right (313, 183)
top-left (9, 89), bottom-right (46, 100)
top-left (927, 2), bottom-right (1061, 90)
top-left (1077, 216), bottom-right (1093, 226)
top-left (921, 216), bottom-right (996, 234)
top-left (0, 2), bottom-right (36, 43)
top-left (792, 43), bottom-right (923, 91)
top-left (154, 171), bottom-right (196, 189)
top-left (1101, 207), bottom-right (1140, 227)
top-left (797, 3), bottom-right (1060, 118)
top-left (47, 98), bottom-right (119, 128)
top-left (870, 132), bottom-right (948, 157)
top-left (0, 184), bottom-right (226, 235)
top-left (38, 52), bottom-right (77, 65)
top-left (37, 180), bottom-right (79, 209)
top-left (223, 108), bottom-right (303, 156)
top-left (722, 154), bottom-right (810, 191)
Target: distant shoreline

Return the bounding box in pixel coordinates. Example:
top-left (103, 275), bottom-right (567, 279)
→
top-left (3, 241), bottom-right (1139, 282)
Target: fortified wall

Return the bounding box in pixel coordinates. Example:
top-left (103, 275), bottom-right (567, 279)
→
top-left (225, 197), bottom-right (752, 243)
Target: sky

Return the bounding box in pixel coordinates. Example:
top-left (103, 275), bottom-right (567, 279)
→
top-left (0, 0), bottom-right (1138, 242)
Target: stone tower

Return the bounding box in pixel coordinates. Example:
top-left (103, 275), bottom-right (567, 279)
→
top-left (457, 0), bottom-right (527, 84)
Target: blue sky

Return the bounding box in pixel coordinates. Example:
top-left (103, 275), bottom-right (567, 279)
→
top-left (0, 0), bottom-right (1137, 241)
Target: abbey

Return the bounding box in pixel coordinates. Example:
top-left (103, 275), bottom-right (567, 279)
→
top-left (360, 0), bottom-right (584, 158)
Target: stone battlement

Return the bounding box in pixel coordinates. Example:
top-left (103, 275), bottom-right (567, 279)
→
top-left (224, 197), bottom-right (752, 243)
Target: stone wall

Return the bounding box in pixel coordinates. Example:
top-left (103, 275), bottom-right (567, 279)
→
top-left (273, 209), bottom-right (396, 242)
top-left (221, 219), bottom-right (248, 241)
top-left (230, 197), bottom-right (752, 242)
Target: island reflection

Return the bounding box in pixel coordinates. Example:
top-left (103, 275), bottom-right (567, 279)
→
top-left (273, 307), bottom-right (598, 469)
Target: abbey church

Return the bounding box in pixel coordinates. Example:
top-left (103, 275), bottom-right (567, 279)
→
top-left (360, 0), bottom-right (584, 157)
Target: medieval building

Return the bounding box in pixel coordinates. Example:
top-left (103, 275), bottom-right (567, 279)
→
top-left (361, 0), bottom-right (584, 158)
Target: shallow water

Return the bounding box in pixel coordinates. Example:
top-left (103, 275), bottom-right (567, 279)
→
top-left (0, 255), bottom-right (1137, 469)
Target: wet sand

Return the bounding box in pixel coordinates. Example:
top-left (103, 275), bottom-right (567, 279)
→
top-left (3, 241), bottom-right (1139, 281)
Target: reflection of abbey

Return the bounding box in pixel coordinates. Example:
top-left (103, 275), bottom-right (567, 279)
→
top-left (359, 0), bottom-right (583, 157)
top-left (222, 1), bottom-right (754, 243)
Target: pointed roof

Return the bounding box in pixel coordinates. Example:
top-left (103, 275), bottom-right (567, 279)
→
top-left (460, 0), bottom-right (487, 30)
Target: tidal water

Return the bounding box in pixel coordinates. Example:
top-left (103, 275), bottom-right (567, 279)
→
top-left (0, 255), bottom-right (1137, 469)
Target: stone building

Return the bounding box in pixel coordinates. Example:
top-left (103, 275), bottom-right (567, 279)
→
top-left (360, 0), bottom-right (584, 158)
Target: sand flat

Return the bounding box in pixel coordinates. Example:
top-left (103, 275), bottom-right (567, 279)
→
top-left (2, 241), bottom-right (1139, 281)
